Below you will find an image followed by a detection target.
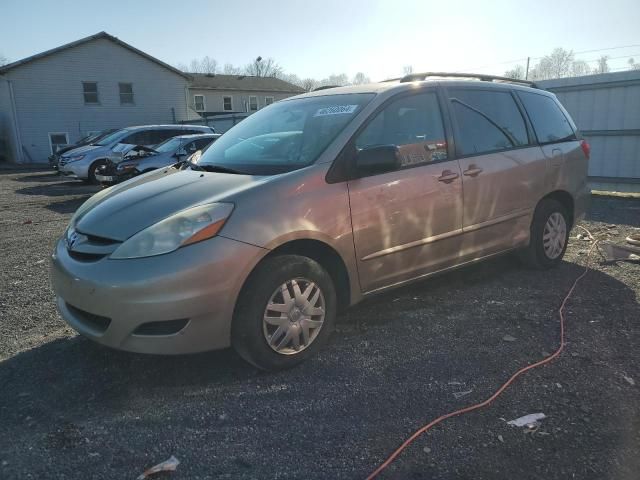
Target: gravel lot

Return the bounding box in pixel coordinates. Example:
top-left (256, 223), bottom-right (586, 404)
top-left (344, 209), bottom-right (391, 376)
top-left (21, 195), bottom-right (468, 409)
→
top-left (0, 170), bottom-right (638, 479)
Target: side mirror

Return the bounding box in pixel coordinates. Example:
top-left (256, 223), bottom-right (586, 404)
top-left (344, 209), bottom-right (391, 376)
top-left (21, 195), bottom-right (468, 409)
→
top-left (353, 145), bottom-right (400, 177)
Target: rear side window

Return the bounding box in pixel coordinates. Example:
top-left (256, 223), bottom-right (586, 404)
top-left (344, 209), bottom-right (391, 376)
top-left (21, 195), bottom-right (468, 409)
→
top-left (449, 89), bottom-right (529, 156)
top-left (518, 91), bottom-right (575, 143)
top-left (150, 130), bottom-right (181, 145)
top-left (355, 92), bottom-right (448, 168)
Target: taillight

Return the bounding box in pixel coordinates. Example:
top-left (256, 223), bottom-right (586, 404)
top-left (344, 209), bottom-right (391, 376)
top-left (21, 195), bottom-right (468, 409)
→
top-left (580, 139), bottom-right (590, 159)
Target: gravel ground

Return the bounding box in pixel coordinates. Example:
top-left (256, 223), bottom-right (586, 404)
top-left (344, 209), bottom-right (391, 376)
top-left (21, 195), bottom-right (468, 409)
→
top-left (0, 170), bottom-right (638, 480)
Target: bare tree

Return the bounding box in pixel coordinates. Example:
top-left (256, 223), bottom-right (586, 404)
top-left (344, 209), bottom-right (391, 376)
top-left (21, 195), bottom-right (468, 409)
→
top-left (200, 56), bottom-right (218, 74)
top-left (570, 60), bottom-right (591, 77)
top-left (628, 58), bottom-right (640, 70)
top-left (223, 63), bottom-right (242, 75)
top-left (300, 78), bottom-right (318, 91)
top-left (504, 65), bottom-right (525, 79)
top-left (529, 48), bottom-right (575, 80)
top-left (245, 57), bottom-right (283, 77)
top-left (318, 73), bottom-right (350, 87)
top-left (352, 72), bottom-right (371, 84)
top-left (594, 55), bottom-right (610, 74)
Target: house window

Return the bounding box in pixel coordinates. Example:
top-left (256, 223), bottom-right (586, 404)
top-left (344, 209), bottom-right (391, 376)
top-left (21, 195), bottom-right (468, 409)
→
top-left (119, 83), bottom-right (134, 104)
top-left (49, 132), bottom-right (69, 154)
top-left (265, 96), bottom-right (274, 106)
top-left (82, 82), bottom-right (99, 104)
top-left (194, 95), bottom-right (205, 112)
top-left (223, 96), bottom-right (233, 111)
top-left (249, 95), bottom-right (258, 111)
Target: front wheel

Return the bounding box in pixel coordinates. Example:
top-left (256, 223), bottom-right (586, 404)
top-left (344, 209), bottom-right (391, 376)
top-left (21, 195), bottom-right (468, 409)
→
top-left (519, 199), bottom-right (570, 269)
top-left (231, 255), bottom-right (336, 371)
top-left (86, 160), bottom-right (107, 185)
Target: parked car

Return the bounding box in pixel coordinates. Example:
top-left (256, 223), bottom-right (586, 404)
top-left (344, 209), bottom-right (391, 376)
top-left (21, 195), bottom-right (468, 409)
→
top-left (57, 125), bottom-right (215, 183)
top-left (95, 133), bottom-right (220, 185)
top-left (48, 129), bottom-right (118, 170)
top-left (51, 73), bottom-right (590, 371)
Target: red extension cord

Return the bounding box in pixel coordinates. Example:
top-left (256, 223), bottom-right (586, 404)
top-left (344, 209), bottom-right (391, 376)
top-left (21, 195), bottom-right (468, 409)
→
top-left (366, 227), bottom-right (599, 479)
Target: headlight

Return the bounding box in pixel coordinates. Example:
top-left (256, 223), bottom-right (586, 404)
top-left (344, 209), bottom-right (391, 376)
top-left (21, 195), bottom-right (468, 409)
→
top-left (110, 203), bottom-right (234, 259)
top-left (66, 154), bottom-right (85, 163)
top-left (117, 162), bottom-right (138, 172)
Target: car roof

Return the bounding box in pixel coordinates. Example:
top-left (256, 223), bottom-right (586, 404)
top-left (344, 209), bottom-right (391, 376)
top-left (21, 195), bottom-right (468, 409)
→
top-left (122, 124), bottom-right (212, 132)
top-left (169, 133), bottom-right (219, 140)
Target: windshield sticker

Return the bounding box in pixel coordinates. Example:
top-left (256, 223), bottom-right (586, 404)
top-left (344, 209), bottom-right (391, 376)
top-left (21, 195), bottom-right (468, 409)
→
top-left (313, 105), bottom-right (359, 117)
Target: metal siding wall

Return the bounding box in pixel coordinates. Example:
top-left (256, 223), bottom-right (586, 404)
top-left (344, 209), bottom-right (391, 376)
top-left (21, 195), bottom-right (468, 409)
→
top-left (540, 72), bottom-right (640, 180)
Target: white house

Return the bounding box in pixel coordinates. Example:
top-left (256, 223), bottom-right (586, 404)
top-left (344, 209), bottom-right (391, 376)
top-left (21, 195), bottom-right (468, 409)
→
top-left (0, 32), bottom-right (192, 163)
top-left (187, 73), bottom-right (304, 120)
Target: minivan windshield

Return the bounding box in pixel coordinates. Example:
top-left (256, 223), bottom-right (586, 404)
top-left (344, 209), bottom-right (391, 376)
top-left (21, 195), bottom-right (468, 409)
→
top-left (198, 93), bottom-right (375, 175)
top-left (93, 129), bottom-right (129, 146)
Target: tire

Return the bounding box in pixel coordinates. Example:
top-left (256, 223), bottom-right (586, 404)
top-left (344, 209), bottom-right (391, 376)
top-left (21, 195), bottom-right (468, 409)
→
top-left (231, 254), bottom-right (337, 371)
top-left (86, 160), bottom-right (107, 185)
top-left (519, 199), bottom-right (570, 269)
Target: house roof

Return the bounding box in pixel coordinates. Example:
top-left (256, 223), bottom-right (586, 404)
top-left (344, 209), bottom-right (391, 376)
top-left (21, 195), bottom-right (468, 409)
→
top-left (189, 73), bottom-right (305, 93)
top-left (0, 31), bottom-right (190, 79)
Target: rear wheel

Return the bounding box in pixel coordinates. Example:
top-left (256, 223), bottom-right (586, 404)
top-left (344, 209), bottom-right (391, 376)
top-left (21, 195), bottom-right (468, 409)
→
top-left (519, 199), bottom-right (570, 269)
top-left (231, 255), bottom-right (336, 371)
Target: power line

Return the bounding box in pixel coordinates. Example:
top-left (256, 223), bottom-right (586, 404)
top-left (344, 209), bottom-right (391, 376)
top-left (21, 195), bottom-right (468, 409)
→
top-left (459, 44), bottom-right (640, 73)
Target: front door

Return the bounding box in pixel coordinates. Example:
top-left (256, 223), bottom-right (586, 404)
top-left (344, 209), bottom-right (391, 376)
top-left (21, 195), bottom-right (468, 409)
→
top-left (347, 91), bottom-right (464, 293)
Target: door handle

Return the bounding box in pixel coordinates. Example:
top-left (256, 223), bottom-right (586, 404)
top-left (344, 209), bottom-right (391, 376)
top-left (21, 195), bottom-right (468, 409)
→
top-left (463, 165), bottom-right (483, 177)
top-left (437, 170), bottom-right (459, 184)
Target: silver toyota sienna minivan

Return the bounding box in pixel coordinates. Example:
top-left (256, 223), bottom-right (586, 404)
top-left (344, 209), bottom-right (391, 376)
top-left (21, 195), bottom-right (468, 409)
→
top-left (51, 73), bottom-right (590, 370)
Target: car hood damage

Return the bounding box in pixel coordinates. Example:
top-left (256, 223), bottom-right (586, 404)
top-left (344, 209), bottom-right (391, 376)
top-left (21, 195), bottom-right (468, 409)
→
top-left (75, 168), bottom-right (264, 241)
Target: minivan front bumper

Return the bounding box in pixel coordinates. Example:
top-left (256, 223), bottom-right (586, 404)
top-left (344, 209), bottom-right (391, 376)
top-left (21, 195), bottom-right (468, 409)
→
top-left (50, 235), bottom-right (267, 354)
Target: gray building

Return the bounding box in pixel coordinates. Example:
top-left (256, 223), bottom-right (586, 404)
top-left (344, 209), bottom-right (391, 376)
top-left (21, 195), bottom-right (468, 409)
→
top-left (187, 73), bottom-right (304, 120)
top-left (0, 32), bottom-right (191, 164)
top-left (539, 70), bottom-right (640, 185)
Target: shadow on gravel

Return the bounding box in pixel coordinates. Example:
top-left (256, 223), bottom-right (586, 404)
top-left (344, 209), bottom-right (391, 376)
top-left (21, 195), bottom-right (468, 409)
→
top-left (16, 182), bottom-right (100, 198)
top-left (13, 173), bottom-right (65, 183)
top-left (46, 197), bottom-right (92, 214)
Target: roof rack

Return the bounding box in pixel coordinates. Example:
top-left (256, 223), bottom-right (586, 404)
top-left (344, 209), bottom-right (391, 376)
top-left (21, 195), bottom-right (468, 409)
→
top-left (398, 72), bottom-right (537, 88)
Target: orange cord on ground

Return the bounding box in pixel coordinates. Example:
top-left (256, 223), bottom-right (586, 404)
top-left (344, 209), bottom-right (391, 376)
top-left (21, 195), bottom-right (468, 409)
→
top-left (366, 227), bottom-right (599, 480)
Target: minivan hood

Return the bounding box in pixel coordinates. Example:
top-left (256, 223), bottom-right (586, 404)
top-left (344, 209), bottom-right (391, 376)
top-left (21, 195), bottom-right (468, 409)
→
top-left (75, 168), bottom-right (263, 241)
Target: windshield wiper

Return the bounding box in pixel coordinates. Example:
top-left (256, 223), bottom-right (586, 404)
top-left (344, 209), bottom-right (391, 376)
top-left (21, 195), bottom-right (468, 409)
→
top-left (191, 164), bottom-right (243, 174)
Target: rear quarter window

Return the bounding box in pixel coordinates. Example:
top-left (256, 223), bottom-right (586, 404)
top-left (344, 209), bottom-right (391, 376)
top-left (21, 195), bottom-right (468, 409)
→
top-left (518, 91), bottom-right (575, 143)
top-left (449, 89), bottom-right (529, 156)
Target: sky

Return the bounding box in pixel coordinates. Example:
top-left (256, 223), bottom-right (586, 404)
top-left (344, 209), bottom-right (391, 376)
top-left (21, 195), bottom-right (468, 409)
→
top-left (1, 0), bottom-right (640, 81)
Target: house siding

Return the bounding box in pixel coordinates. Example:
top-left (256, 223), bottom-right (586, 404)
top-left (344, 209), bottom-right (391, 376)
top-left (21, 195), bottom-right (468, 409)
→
top-left (187, 88), bottom-right (299, 119)
top-left (2, 37), bottom-right (190, 163)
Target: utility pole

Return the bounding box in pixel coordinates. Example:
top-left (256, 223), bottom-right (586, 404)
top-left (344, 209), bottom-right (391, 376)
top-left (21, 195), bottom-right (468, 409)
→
top-left (525, 57), bottom-right (530, 80)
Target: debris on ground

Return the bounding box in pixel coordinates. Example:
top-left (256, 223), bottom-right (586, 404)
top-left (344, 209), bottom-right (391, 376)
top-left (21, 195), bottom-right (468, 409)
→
top-left (502, 334), bottom-right (517, 342)
top-left (497, 435), bottom-right (505, 443)
top-left (600, 243), bottom-right (640, 263)
top-left (423, 447), bottom-right (431, 453)
top-left (576, 233), bottom-right (592, 242)
top-left (507, 413), bottom-right (546, 427)
top-left (453, 389), bottom-right (473, 399)
top-left (622, 374), bottom-right (635, 386)
top-left (136, 456), bottom-right (180, 479)
top-left (627, 233), bottom-right (640, 246)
